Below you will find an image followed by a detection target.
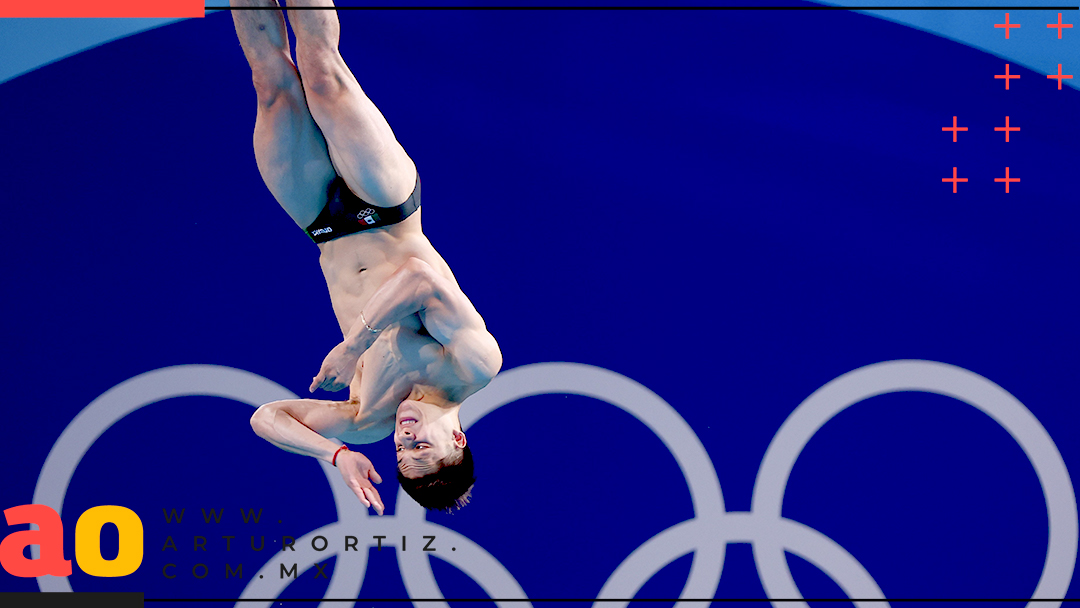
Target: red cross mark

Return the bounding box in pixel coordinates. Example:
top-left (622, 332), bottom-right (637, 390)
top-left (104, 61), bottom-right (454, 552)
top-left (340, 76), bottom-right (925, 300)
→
top-left (1047, 64), bottom-right (1073, 90)
top-left (995, 64), bottom-right (1021, 89)
top-left (994, 167), bottom-right (1020, 193)
top-left (942, 116), bottom-right (968, 142)
top-left (942, 167), bottom-right (968, 193)
top-left (995, 13), bottom-right (1021, 38)
top-left (1048, 13), bottom-right (1073, 39)
top-left (994, 116), bottom-right (1020, 142)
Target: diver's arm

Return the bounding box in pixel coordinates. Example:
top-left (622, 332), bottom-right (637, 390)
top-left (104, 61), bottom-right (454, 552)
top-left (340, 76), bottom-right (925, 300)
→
top-left (249, 399), bottom-right (385, 514)
top-left (249, 399), bottom-right (360, 462)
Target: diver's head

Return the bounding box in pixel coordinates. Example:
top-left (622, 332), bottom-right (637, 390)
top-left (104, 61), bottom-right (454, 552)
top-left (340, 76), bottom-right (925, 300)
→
top-left (395, 399), bottom-right (474, 511)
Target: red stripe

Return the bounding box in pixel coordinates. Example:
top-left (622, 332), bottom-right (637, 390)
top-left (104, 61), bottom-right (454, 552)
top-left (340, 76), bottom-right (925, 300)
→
top-left (1, 0), bottom-right (203, 18)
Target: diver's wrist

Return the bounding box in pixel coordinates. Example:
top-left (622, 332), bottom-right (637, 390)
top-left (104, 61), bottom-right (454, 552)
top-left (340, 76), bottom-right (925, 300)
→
top-left (345, 330), bottom-right (376, 354)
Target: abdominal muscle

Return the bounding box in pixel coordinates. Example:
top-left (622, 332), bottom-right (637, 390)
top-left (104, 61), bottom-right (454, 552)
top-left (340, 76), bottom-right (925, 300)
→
top-left (316, 210), bottom-right (458, 335)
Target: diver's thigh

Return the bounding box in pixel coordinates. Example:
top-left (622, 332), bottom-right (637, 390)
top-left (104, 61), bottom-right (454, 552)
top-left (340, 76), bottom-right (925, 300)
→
top-left (291, 35), bottom-right (416, 207)
top-left (315, 88), bottom-right (417, 209)
top-left (252, 79), bottom-right (337, 228)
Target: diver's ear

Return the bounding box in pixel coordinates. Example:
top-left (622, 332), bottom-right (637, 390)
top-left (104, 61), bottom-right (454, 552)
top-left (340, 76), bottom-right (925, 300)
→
top-left (452, 429), bottom-right (467, 449)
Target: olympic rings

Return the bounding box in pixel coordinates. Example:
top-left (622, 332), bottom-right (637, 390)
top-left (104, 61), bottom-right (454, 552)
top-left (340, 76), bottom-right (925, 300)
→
top-left (32, 361), bottom-right (1077, 608)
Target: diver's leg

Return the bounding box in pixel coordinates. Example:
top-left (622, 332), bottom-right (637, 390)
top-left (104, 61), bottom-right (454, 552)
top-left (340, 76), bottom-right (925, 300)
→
top-left (285, 0), bottom-right (417, 208)
top-left (232, 0), bottom-right (336, 228)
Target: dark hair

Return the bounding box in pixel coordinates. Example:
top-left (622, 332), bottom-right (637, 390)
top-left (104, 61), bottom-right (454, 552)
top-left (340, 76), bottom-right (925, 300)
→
top-left (397, 445), bottom-right (475, 512)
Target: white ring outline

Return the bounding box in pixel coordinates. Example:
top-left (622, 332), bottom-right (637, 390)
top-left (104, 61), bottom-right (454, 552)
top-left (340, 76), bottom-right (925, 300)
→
top-left (751, 359), bottom-right (1078, 608)
top-left (29, 365), bottom-right (528, 608)
top-left (30, 360), bottom-right (1077, 608)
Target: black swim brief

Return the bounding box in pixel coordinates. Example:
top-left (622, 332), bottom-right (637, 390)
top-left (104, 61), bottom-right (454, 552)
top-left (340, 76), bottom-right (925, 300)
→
top-left (305, 172), bottom-right (421, 244)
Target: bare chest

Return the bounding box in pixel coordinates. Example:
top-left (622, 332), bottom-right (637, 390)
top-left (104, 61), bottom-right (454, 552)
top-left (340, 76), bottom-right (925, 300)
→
top-left (354, 318), bottom-right (465, 415)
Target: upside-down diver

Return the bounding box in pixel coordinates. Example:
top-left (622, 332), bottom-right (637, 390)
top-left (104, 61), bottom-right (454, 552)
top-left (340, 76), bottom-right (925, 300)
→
top-left (232, 0), bottom-right (502, 514)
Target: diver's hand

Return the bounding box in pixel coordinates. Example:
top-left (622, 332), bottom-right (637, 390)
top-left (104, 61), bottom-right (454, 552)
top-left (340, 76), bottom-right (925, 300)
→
top-left (310, 341), bottom-right (360, 393)
top-left (336, 450), bottom-right (385, 515)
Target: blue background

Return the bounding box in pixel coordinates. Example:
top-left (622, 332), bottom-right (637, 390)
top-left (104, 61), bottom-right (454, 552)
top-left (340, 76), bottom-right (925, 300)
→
top-left (0, 3), bottom-right (1077, 606)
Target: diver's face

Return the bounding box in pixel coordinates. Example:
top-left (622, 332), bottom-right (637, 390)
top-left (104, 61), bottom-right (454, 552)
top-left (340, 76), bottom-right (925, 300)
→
top-left (395, 400), bottom-right (465, 479)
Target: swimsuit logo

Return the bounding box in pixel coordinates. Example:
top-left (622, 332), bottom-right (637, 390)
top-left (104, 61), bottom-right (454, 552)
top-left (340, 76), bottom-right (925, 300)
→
top-left (357, 209), bottom-right (380, 225)
top-left (312, 227), bottom-right (333, 236)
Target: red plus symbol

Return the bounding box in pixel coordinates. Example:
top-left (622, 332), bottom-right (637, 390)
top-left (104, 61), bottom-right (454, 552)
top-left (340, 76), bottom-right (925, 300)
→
top-left (942, 116), bottom-right (968, 142)
top-left (995, 63), bottom-right (1021, 89)
top-left (994, 116), bottom-right (1020, 142)
top-left (942, 167), bottom-right (968, 193)
top-left (994, 167), bottom-right (1020, 193)
top-left (1047, 13), bottom-right (1073, 39)
top-left (995, 13), bottom-right (1021, 38)
top-left (1047, 64), bottom-right (1073, 90)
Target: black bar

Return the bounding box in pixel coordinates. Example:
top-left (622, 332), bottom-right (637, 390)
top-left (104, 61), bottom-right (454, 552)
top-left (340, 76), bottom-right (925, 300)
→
top-left (141, 598), bottom-right (1077, 603)
top-left (213, 5), bottom-right (1080, 10)
top-left (0, 593), bottom-right (144, 608)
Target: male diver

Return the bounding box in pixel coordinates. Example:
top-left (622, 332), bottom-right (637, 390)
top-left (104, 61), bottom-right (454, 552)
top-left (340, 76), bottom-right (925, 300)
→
top-left (232, 0), bottom-right (502, 514)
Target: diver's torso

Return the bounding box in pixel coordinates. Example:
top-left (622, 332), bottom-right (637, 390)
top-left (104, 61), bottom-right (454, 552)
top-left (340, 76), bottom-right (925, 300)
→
top-left (316, 211), bottom-right (470, 435)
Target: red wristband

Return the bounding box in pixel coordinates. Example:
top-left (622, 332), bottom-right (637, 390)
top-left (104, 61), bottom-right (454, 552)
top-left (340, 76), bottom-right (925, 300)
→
top-left (332, 444), bottom-right (349, 467)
